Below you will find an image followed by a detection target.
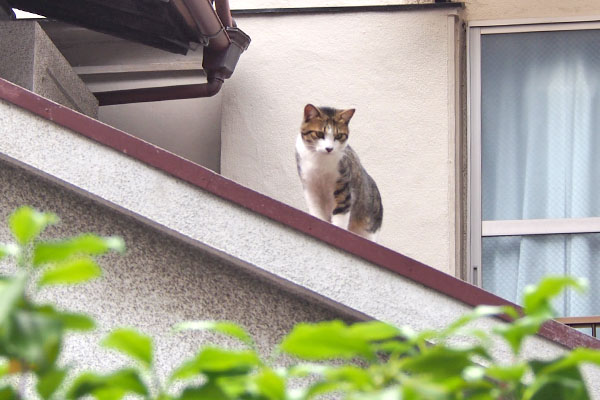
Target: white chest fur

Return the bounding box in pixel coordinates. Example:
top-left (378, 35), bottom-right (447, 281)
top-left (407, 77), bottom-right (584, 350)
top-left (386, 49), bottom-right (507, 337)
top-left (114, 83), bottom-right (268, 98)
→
top-left (296, 135), bottom-right (343, 221)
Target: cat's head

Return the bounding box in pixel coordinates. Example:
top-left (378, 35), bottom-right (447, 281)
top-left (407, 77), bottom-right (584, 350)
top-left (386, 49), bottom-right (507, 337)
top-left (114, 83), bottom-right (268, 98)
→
top-left (300, 104), bottom-right (355, 155)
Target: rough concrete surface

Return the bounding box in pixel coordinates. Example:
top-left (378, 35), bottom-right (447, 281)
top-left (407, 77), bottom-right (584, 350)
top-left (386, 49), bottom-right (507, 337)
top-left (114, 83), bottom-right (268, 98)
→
top-left (0, 159), bottom-right (359, 382)
top-left (0, 21), bottom-right (98, 117)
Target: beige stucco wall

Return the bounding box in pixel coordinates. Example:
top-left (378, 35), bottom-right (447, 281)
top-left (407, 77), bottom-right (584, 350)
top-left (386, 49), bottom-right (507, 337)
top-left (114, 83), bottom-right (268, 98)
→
top-left (462, 0), bottom-right (600, 22)
top-left (220, 8), bottom-right (460, 274)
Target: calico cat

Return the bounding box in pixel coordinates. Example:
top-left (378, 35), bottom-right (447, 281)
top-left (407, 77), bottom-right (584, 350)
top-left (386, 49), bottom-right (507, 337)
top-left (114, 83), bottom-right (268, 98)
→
top-left (295, 104), bottom-right (383, 240)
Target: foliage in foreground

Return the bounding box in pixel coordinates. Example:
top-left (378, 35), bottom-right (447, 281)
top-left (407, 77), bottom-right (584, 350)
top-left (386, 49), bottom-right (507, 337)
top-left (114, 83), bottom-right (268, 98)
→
top-left (0, 206), bottom-right (600, 399)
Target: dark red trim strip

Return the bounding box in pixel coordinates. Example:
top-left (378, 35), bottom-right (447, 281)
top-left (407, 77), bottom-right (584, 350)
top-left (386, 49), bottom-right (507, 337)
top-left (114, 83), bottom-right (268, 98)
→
top-left (0, 77), bottom-right (597, 350)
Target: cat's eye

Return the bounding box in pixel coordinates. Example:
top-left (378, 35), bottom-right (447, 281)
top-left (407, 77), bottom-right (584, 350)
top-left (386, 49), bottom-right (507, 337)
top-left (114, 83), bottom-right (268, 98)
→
top-left (335, 134), bottom-right (347, 141)
top-left (314, 131), bottom-right (325, 139)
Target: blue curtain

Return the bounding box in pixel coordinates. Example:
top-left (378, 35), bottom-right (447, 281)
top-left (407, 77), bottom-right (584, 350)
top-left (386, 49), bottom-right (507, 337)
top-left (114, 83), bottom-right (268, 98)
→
top-left (480, 30), bottom-right (600, 316)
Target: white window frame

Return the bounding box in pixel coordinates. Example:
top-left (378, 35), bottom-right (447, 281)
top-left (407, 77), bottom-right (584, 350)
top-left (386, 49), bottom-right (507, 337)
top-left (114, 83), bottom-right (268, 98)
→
top-left (467, 17), bottom-right (600, 287)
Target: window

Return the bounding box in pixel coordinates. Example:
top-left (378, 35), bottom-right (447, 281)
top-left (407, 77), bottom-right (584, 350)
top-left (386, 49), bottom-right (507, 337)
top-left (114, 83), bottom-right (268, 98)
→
top-left (468, 20), bottom-right (600, 317)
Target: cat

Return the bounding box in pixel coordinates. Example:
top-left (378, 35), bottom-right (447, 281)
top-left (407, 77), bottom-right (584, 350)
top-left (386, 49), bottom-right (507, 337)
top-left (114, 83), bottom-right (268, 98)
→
top-left (295, 104), bottom-right (383, 241)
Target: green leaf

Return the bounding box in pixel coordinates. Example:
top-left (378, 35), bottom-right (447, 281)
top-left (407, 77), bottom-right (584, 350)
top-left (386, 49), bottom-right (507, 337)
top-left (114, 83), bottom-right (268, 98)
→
top-left (444, 305), bottom-right (520, 337)
top-left (400, 376), bottom-right (454, 400)
top-left (214, 375), bottom-right (249, 399)
top-left (374, 340), bottom-right (413, 355)
top-left (0, 273), bottom-right (26, 325)
top-left (178, 382), bottom-right (229, 400)
top-left (35, 305), bottom-right (96, 331)
top-left (102, 329), bottom-right (153, 368)
top-left (55, 312), bottom-right (96, 331)
top-left (194, 347), bottom-right (260, 372)
top-left (399, 345), bottom-right (489, 380)
top-left (103, 369), bottom-right (148, 397)
top-left (89, 387), bottom-right (127, 400)
top-left (9, 207), bottom-right (58, 245)
top-left (33, 235), bottom-right (125, 266)
top-left (325, 365), bottom-right (373, 391)
top-left (0, 244), bottom-right (19, 261)
top-left (0, 386), bottom-right (18, 400)
top-left (494, 315), bottom-right (547, 355)
top-left (67, 372), bottom-right (104, 399)
top-left (522, 276), bottom-right (587, 317)
top-left (526, 359), bottom-right (589, 400)
top-left (38, 257), bottom-right (101, 287)
top-left (351, 386), bottom-right (402, 400)
top-left (252, 368), bottom-right (285, 400)
top-left (37, 367), bottom-right (67, 399)
top-left (0, 362), bottom-right (8, 378)
top-left (538, 348), bottom-right (600, 375)
top-left (462, 366), bottom-right (485, 382)
top-left (170, 347), bottom-right (260, 383)
top-left (170, 358), bottom-right (203, 382)
top-left (2, 310), bottom-right (62, 374)
top-left (174, 320), bottom-right (254, 346)
top-left (485, 362), bottom-right (528, 382)
top-left (304, 381), bottom-right (347, 399)
top-left (347, 321), bottom-right (400, 342)
top-left (67, 369), bottom-right (148, 399)
top-left (280, 321), bottom-right (374, 361)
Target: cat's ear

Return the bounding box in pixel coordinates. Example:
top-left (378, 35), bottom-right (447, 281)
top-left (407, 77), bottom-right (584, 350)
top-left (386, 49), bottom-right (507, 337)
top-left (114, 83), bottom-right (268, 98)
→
top-left (339, 108), bottom-right (355, 124)
top-left (304, 104), bottom-right (321, 121)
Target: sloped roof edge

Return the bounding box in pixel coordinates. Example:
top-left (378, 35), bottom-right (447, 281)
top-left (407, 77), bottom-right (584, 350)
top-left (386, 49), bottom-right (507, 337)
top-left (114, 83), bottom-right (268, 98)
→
top-left (230, 2), bottom-right (463, 16)
top-left (0, 77), bottom-right (597, 351)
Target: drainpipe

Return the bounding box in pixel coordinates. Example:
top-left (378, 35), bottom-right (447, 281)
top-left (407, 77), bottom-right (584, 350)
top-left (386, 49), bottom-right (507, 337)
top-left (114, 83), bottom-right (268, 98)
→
top-left (214, 0), bottom-right (233, 28)
top-left (181, 0), bottom-right (231, 50)
top-left (94, 79), bottom-right (223, 105)
top-left (94, 0), bottom-right (249, 106)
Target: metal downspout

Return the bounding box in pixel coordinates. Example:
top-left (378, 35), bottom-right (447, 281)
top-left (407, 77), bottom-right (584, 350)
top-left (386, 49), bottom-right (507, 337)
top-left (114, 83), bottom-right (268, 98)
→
top-left (182, 0), bottom-right (231, 50)
top-left (94, 0), bottom-right (243, 106)
top-left (95, 79), bottom-right (223, 106)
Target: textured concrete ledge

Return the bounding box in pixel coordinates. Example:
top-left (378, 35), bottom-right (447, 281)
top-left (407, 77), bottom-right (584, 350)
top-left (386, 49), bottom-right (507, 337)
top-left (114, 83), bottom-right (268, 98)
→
top-left (1, 96), bottom-right (600, 395)
top-left (0, 21), bottom-right (98, 117)
top-left (0, 158), bottom-right (358, 383)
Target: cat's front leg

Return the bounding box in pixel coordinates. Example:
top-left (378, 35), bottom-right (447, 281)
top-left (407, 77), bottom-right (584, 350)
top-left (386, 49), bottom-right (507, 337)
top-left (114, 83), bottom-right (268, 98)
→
top-left (331, 179), bottom-right (351, 230)
top-left (303, 190), bottom-right (332, 222)
top-left (331, 211), bottom-right (350, 230)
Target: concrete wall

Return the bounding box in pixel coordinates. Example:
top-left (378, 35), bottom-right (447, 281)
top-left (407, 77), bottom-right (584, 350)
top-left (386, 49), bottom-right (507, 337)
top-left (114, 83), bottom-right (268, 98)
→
top-left (0, 158), bottom-right (356, 381)
top-left (220, 8), bottom-right (460, 275)
top-left (462, 0), bottom-right (600, 22)
top-left (0, 21), bottom-right (98, 117)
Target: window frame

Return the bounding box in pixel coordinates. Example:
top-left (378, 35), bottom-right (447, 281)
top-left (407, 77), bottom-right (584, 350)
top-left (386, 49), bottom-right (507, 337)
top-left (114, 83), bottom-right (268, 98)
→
top-left (467, 17), bottom-right (600, 287)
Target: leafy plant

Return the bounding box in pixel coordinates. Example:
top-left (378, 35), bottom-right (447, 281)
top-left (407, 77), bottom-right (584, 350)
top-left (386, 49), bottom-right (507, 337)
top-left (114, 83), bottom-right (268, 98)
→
top-left (0, 206), bottom-right (124, 399)
top-left (1, 206), bottom-right (599, 399)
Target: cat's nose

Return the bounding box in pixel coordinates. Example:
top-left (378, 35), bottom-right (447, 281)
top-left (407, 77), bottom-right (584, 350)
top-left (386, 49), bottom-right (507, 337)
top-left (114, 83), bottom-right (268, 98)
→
top-left (326, 147), bottom-right (333, 153)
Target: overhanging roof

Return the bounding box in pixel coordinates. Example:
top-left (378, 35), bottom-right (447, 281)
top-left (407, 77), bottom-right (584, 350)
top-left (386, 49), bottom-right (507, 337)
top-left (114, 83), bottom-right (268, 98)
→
top-left (4, 0), bottom-right (251, 103)
top-left (6, 0), bottom-right (199, 54)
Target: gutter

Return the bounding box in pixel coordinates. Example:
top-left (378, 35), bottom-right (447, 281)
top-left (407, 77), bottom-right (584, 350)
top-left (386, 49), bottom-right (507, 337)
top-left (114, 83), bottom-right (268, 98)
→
top-left (93, 0), bottom-right (250, 106)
